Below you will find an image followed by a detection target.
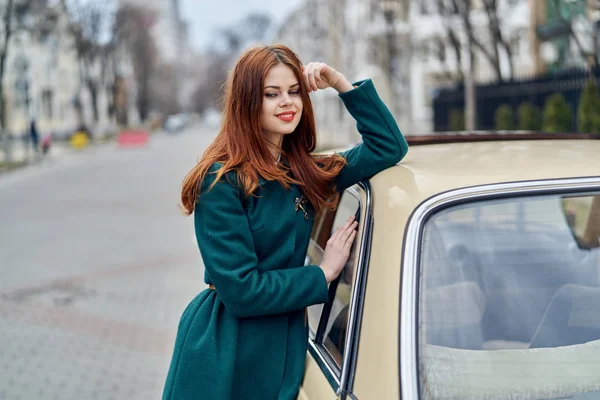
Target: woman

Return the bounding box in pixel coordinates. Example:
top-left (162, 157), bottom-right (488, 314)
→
top-left (163, 44), bottom-right (408, 400)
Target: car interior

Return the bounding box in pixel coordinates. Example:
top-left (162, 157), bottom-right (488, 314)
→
top-left (419, 194), bottom-right (600, 399)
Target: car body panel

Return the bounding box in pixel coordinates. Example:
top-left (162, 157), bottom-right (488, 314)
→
top-left (298, 356), bottom-right (339, 400)
top-left (386, 140), bottom-right (600, 205)
top-left (352, 176), bottom-right (407, 400)
top-left (301, 137), bottom-right (600, 400)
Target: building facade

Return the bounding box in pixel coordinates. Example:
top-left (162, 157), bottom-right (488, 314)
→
top-left (274, 0), bottom-right (568, 136)
top-left (2, 1), bottom-right (138, 143)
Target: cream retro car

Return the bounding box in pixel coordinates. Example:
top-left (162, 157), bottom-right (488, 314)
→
top-left (299, 133), bottom-right (600, 400)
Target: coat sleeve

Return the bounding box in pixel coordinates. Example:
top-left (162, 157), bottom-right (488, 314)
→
top-left (194, 169), bottom-right (330, 318)
top-left (334, 79), bottom-right (409, 192)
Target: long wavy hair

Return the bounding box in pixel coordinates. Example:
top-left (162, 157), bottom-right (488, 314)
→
top-left (181, 44), bottom-right (347, 215)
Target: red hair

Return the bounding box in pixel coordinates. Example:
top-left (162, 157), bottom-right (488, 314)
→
top-left (181, 44), bottom-right (346, 215)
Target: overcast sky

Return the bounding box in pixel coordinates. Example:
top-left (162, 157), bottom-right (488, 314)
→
top-left (180, 0), bottom-right (304, 52)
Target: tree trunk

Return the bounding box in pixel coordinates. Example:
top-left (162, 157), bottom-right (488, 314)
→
top-left (0, 57), bottom-right (7, 133)
top-left (136, 61), bottom-right (151, 122)
top-left (485, 2), bottom-right (503, 78)
top-left (464, 35), bottom-right (477, 130)
top-left (137, 89), bottom-right (149, 122)
top-left (448, 30), bottom-right (465, 81)
top-left (87, 79), bottom-right (99, 122)
top-left (73, 94), bottom-right (84, 129)
top-left (1, 0), bottom-right (15, 161)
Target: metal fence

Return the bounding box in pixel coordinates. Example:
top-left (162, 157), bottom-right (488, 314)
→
top-left (432, 66), bottom-right (600, 132)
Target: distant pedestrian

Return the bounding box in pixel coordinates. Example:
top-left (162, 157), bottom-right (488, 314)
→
top-left (41, 134), bottom-right (52, 155)
top-left (162, 44), bottom-right (408, 400)
top-left (29, 119), bottom-right (39, 153)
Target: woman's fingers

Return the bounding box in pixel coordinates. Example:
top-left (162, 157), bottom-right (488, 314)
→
top-left (331, 218), bottom-right (357, 249)
top-left (340, 221), bottom-right (358, 243)
top-left (304, 62), bottom-right (338, 91)
top-left (303, 62), bottom-right (318, 92)
top-left (334, 216), bottom-right (354, 241)
top-left (302, 63), bottom-right (310, 91)
top-left (313, 63), bottom-right (323, 88)
top-left (344, 230), bottom-right (357, 249)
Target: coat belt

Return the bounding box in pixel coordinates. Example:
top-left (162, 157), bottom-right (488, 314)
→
top-left (207, 283), bottom-right (307, 324)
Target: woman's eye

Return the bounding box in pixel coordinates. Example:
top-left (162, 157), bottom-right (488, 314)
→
top-left (290, 91), bottom-right (300, 95)
top-left (265, 93), bottom-right (277, 98)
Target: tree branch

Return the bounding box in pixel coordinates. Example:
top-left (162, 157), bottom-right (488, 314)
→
top-left (434, 0), bottom-right (464, 81)
top-left (482, 0), bottom-right (513, 79)
top-left (452, 0), bottom-right (503, 80)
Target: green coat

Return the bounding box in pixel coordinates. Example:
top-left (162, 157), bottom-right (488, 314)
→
top-left (162, 79), bottom-right (408, 400)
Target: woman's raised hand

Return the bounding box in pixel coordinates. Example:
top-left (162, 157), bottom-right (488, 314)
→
top-left (319, 216), bottom-right (359, 283)
top-left (302, 62), bottom-right (353, 93)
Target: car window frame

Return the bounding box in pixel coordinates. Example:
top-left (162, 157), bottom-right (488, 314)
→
top-left (398, 177), bottom-right (600, 400)
top-left (307, 181), bottom-right (373, 398)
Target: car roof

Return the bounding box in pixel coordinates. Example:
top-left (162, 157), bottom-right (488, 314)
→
top-left (370, 139), bottom-right (600, 206)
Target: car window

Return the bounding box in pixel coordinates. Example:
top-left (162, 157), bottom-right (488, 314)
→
top-left (417, 193), bottom-right (600, 399)
top-left (306, 189), bottom-right (362, 368)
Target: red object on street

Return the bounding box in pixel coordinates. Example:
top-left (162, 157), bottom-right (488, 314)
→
top-left (118, 130), bottom-right (150, 147)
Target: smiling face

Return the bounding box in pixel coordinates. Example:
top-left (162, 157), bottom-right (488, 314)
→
top-left (260, 63), bottom-right (303, 145)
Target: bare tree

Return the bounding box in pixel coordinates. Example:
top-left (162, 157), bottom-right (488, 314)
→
top-left (449, 0), bottom-right (502, 80)
top-left (0, 0), bottom-right (16, 142)
top-left (150, 62), bottom-right (180, 115)
top-left (191, 12), bottom-right (273, 115)
top-left (440, 0), bottom-right (513, 82)
top-left (190, 52), bottom-right (229, 114)
top-left (214, 12), bottom-right (273, 54)
top-left (433, 0), bottom-right (464, 81)
top-left (114, 4), bottom-right (157, 122)
top-left (1, 0), bottom-right (54, 156)
top-left (67, 0), bottom-right (117, 126)
top-left (481, 0), bottom-right (514, 79)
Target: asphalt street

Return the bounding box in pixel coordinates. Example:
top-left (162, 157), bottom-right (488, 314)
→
top-left (0, 126), bottom-right (216, 400)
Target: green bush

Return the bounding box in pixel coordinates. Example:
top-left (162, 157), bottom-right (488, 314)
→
top-left (542, 93), bottom-right (572, 133)
top-left (449, 108), bottom-right (465, 131)
top-left (494, 104), bottom-right (514, 130)
top-left (517, 102), bottom-right (541, 131)
top-left (577, 80), bottom-right (600, 133)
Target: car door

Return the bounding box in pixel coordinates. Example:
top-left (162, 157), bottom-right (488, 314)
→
top-left (299, 183), bottom-right (373, 400)
top-left (402, 182), bottom-right (600, 400)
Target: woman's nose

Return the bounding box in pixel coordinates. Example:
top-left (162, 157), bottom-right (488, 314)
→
top-left (279, 93), bottom-right (292, 106)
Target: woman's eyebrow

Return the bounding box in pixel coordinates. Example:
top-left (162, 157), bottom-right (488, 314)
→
top-left (264, 83), bottom-right (300, 89)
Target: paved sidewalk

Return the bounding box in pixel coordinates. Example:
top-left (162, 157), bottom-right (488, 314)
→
top-left (0, 255), bottom-right (203, 400)
top-left (0, 127), bottom-right (215, 400)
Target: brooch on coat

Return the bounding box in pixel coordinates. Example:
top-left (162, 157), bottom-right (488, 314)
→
top-left (294, 195), bottom-right (309, 220)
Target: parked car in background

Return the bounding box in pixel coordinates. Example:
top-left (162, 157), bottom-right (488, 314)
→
top-left (201, 108), bottom-right (222, 130)
top-left (299, 132), bottom-right (600, 400)
top-left (164, 113), bottom-right (191, 133)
